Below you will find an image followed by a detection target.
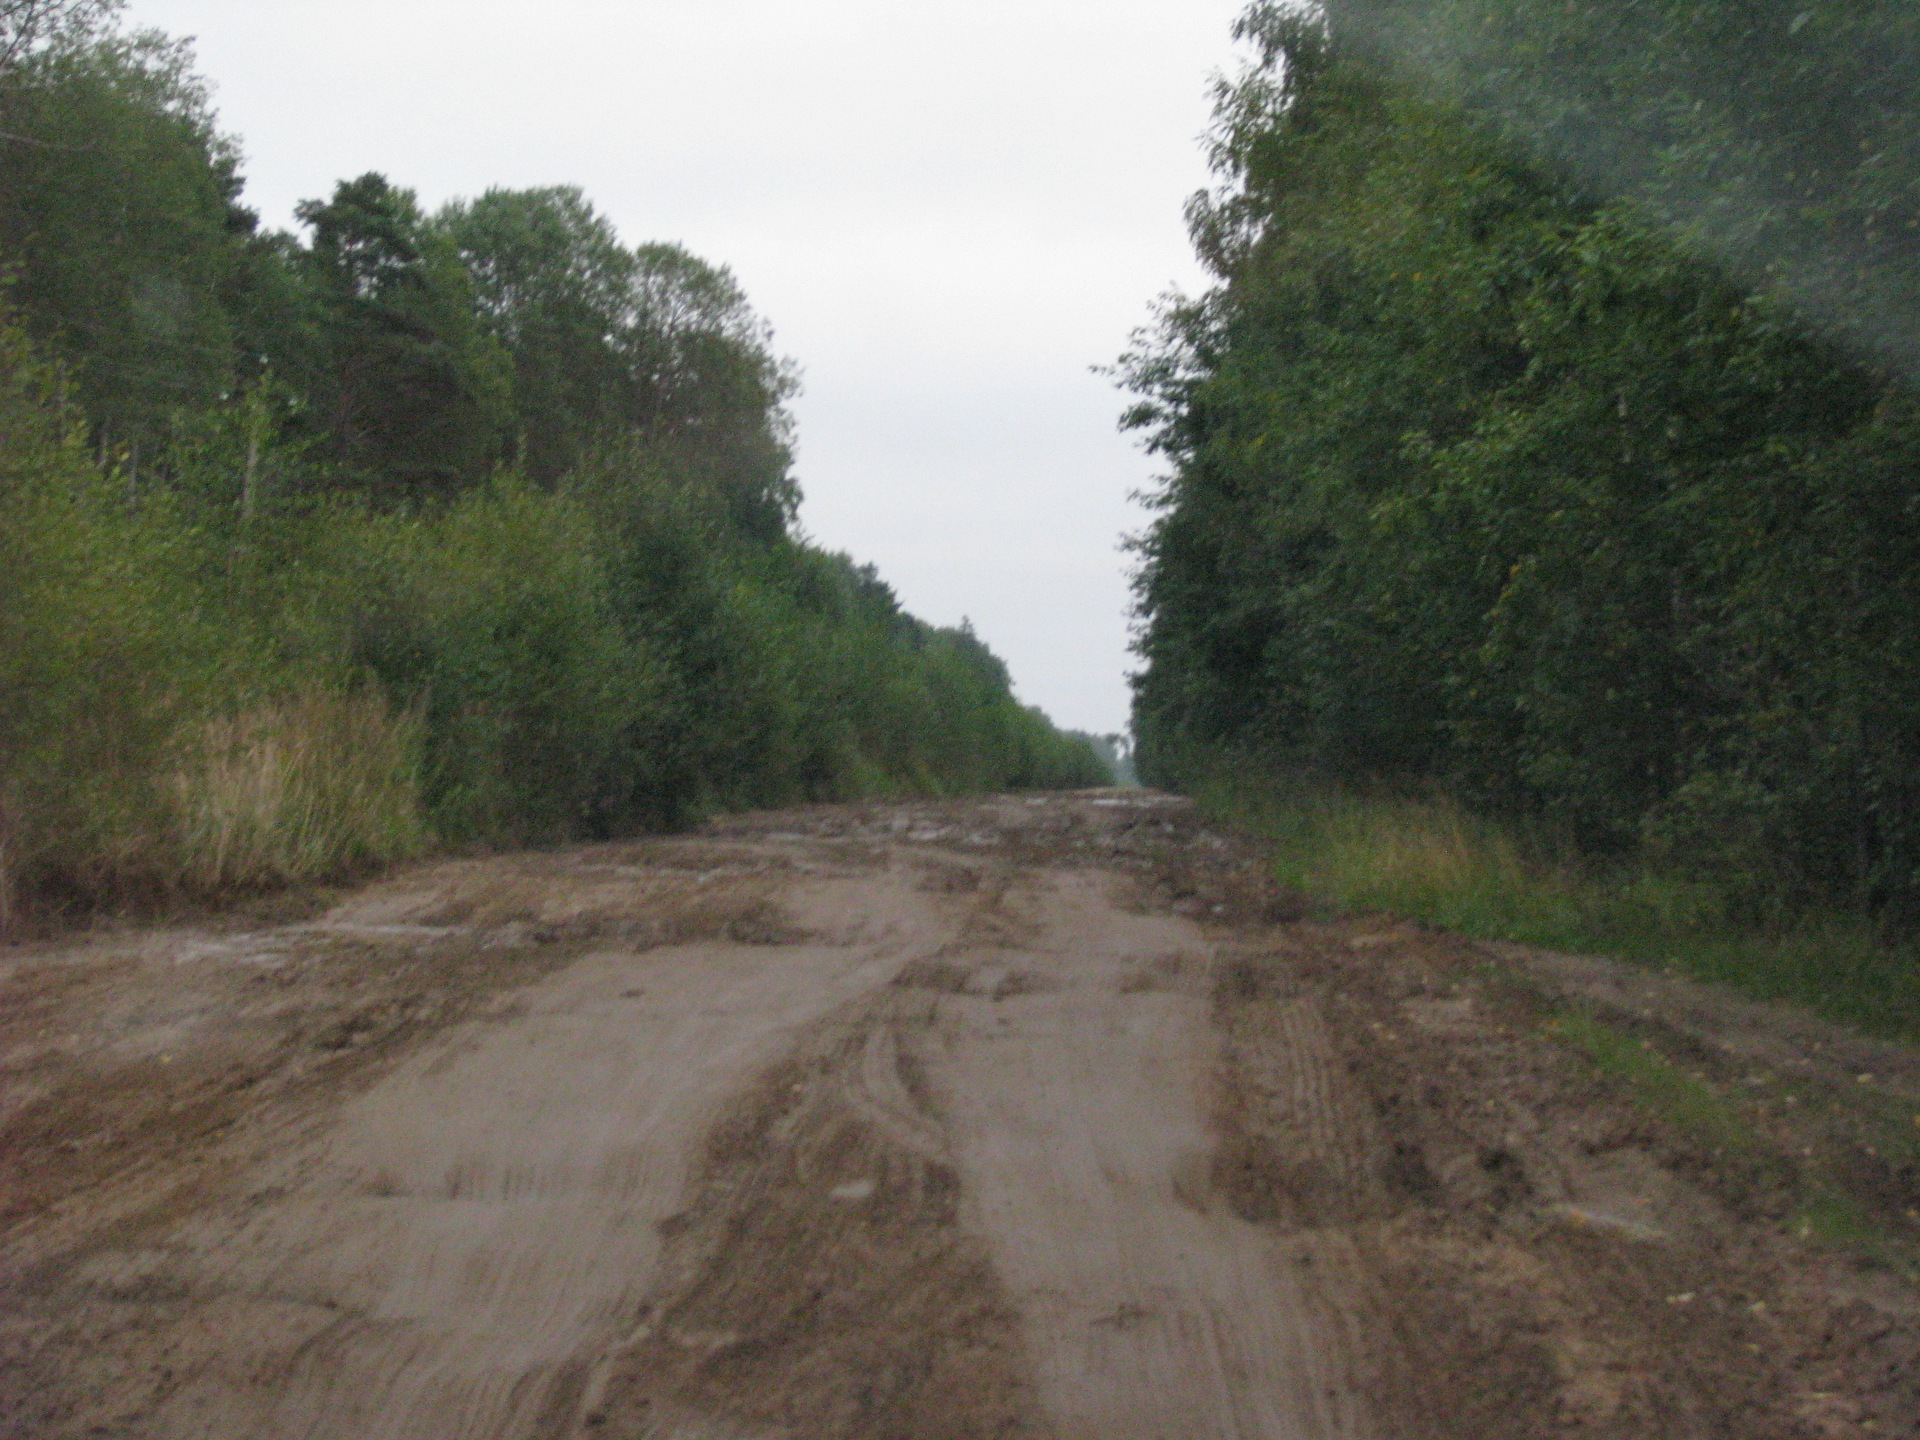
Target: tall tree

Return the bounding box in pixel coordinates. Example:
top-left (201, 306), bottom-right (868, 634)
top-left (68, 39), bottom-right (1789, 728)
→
top-left (291, 173), bottom-right (510, 501)
top-left (624, 242), bottom-right (800, 539)
top-left (0, 0), bottom-right (116, 72)
top-left (1122, 0), bottom-right (1920, 915)
top-left (437, 186), bottom-right (637, 486)
top-left (1321, 0), bottom-right (1920, 376)
top-left (0, 22), bottom-right (252, 450)
top-left (441, 189), bottom-right (800, 535)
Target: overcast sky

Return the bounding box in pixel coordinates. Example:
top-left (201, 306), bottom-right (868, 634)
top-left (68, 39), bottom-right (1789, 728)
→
top-left (127, 0), bottom-right (1247, 736)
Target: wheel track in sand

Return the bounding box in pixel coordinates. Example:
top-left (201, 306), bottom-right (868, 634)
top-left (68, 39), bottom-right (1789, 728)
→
top-left (11, 792), bottom-right (1886, 1439)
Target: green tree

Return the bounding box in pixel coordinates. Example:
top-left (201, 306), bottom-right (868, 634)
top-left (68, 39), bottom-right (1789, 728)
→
top-left (0, 0), bottom-right (117, 72)
top-left (0, 21), bottom-right (252, 453)
top-left (624, 242), bottom-right (801, 540)
top-left (290, 173), bottom-right (510, 502)
top-left (441, 187), bottom-right (800, 537)
top-left (1323, 0), bottom-right (1920, 377)
top-left (437, 186), bottom-right (637, 487)
top-left (0, 0), bottom-right (1106, 921)
top-left (1122, 0), bottom-right (1920, 919)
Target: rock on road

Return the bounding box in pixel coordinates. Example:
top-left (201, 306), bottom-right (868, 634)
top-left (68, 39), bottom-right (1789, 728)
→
top-left (2, 794), bottom-right (1916, 1438)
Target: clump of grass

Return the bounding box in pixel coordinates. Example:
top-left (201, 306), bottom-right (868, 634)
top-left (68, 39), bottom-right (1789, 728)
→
top-left (0, 688), bottom-right (428, 930)
top-left (1550, 1011), bottom-right (1912, 1272)
top-left (1194, 773), bottom-right (1920, 1040)
top-left (1247, 786), bottom-right (1590, 940)
top-left (173, 690), bottom-right (427, 889)
top-left (1549, 1011), bottom-right (1754, 1153)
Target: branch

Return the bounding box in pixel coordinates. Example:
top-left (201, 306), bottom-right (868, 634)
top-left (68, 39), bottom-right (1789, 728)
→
top-left (0, 126), bottom-right (87, 149)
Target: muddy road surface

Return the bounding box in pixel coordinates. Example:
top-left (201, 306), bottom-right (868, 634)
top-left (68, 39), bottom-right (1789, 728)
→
top-left (3, 793), bottom-right (1917, 1438)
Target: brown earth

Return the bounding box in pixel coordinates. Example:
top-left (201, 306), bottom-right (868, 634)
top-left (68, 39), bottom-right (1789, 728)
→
top-left (0, 792), bottom-right (1915, 1438)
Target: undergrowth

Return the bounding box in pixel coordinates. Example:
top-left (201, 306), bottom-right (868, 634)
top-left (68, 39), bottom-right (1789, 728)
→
top-left (0, 313), bottom-right (1107, 931)
top-left (1191, 771), bottom-right (1920, 1042)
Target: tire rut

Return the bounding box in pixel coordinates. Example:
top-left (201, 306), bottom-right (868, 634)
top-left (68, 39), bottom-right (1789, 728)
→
top-left (925, 870), bottom-right (1377, 1440)
top-left (581, 995), bottom-right (1038, 1440)
top-left (10, 793), bottom-right (1909, 1438)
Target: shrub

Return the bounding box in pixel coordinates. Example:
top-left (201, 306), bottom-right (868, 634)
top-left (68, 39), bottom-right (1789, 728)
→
top-left (0, 321), bottom-right (426, 917)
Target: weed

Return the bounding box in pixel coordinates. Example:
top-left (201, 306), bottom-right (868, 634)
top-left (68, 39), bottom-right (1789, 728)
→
top-left (1550, 1012), bottom-right (1753, 1154)
top-left (1549, 1011), bottom-right (1917, 1274)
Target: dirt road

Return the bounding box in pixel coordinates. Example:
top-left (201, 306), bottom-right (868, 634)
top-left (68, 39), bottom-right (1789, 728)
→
top-left (3, 793), bottom-right (1917, 1438)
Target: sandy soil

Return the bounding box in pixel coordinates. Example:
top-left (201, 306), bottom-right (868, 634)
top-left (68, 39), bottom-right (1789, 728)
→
top-left (2, 793), bottom-right (1916, 1438)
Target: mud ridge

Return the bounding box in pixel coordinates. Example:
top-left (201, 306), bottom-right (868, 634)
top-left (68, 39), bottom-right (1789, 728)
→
top-left (583, 997), bottom-right (1042, 1440)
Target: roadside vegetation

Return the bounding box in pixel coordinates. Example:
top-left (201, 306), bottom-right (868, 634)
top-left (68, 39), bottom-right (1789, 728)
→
top-left (1194, 768), bottom-right (1920, 1039)
top-left (1124, 0), bottom-right (1920, 1028)
top-left (0, 1), bottom-right (1106, 926)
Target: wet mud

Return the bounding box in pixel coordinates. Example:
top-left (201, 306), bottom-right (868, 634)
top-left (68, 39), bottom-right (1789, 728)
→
top-left (0, 793), bottom-right (1914, 1438)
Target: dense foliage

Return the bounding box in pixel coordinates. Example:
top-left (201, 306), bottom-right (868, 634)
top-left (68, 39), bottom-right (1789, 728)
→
top-left (1124, 0), bottom-right (1920, 925)
top-left (1329, 0), bottom-right (1920, 377)
top-left (0, 5), bottom-right (1105, 916)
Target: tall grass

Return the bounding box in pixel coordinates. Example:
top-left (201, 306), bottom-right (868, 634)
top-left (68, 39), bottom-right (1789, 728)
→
top-left (0, 683), bottom-right (428, 923)
top-left (173, 691), bottom-right (427, 889)
top-left (1193, 768), bottom-right (1920, 1040)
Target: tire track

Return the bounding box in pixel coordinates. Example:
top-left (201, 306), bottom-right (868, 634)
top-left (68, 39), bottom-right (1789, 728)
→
top-left (39, 867), bottom-right (950, 1440)
top-left (925, 871), bottom-right (1378, 1440)
top-left (581, 993), bottom-right (1039, 1440)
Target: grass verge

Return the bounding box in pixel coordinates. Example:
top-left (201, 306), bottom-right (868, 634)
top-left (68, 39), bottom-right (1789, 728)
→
top-left (1190, 772), bottom-right (1920, 1042)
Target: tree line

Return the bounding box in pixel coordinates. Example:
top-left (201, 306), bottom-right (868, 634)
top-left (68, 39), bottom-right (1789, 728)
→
top-left (0, 1), bottom-right (1107, 917)
top-left (1124, 0), bottom-right (1920, 926)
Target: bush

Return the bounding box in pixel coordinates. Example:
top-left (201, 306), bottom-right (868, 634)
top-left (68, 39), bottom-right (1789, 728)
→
top-left (0, 321), bottom-right (424, 918)
top-left (380, 479), bottom-right (666, 845)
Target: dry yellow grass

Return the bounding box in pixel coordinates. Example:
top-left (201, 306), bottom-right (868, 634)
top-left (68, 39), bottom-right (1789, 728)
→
top-left (173, 690), bottom-right (427, 889)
